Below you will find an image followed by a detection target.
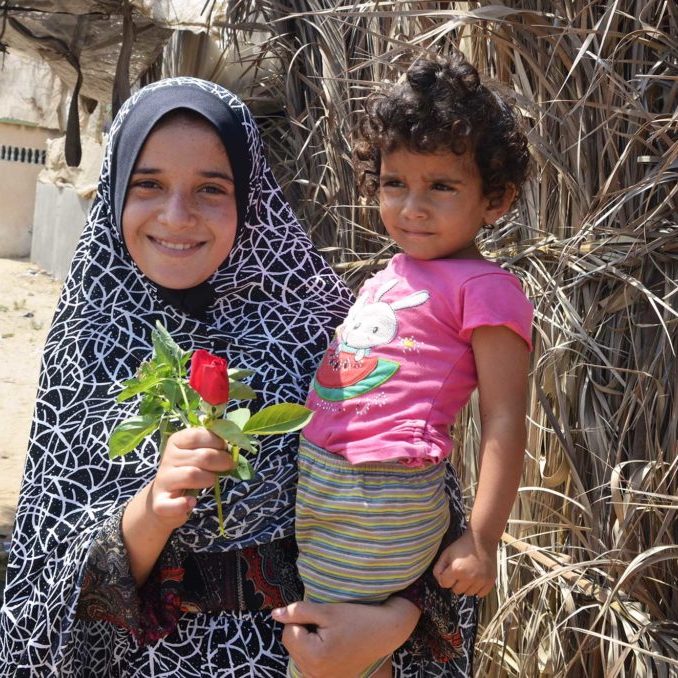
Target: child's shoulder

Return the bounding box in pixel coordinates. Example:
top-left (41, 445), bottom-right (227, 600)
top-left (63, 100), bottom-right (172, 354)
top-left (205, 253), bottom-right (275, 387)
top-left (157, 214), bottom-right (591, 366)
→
top-left (384, 253), bottom-right (507, 284)
top-left (380, 255), bottom-right (531, 311)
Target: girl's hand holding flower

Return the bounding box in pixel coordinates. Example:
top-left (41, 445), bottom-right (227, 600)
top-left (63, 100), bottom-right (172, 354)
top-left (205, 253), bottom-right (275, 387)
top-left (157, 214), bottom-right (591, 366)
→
top-left (149, 427), bottom-right (234, 531)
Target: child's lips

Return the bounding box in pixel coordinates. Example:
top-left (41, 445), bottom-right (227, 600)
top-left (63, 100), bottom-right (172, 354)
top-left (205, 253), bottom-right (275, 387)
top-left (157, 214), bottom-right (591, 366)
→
top-left (400, 228), bottom-right (433, 238)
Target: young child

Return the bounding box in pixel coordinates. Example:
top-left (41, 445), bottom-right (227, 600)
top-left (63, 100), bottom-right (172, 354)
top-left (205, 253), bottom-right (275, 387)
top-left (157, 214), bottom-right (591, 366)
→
top-left (290, 51), bottom-right (533, 678)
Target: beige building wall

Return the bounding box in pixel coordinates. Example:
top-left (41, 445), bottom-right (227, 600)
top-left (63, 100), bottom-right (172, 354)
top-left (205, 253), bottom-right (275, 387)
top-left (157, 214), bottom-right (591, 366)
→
top-left (0, 50), bottom-right (68, 259)
top-left (0, 122), bottom-right (59, 257)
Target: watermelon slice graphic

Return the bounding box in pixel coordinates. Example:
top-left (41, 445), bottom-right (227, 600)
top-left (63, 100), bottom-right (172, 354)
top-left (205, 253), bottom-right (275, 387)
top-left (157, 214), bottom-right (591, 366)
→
top-left (313, 350), bottom-right (399, 401)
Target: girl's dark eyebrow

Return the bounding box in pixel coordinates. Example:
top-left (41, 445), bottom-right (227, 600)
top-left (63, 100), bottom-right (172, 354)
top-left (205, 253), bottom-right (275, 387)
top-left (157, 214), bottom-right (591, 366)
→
top-left (130, 167), bottom-right (160, 175)
top-left (201, 170), bottom-right (234, 183)
top-left (131, 167), bottom-right (234, 183)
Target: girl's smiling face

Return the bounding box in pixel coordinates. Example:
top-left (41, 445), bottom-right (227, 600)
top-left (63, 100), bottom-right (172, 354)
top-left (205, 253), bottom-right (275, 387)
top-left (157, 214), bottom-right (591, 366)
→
top-left (122, 114), bottom-right (238, 289)
top-left (379, 148), bottom-right (512, 260)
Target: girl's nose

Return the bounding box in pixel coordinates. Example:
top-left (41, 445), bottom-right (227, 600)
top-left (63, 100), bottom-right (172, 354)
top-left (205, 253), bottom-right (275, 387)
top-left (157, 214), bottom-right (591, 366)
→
top-left (158, 192), bottom-right (195, 229)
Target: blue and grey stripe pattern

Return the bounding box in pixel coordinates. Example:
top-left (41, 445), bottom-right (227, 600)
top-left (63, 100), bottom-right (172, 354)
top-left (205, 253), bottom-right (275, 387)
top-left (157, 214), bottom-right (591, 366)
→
top-left (295, 438), bottom-right (450, 604)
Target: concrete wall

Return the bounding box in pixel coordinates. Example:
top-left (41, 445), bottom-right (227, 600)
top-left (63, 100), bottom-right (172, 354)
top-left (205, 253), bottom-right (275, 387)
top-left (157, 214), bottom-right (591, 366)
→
top-left (0, 122), bottom-right (58, 257)
top-left (31, 182), bottom-right (91, 280)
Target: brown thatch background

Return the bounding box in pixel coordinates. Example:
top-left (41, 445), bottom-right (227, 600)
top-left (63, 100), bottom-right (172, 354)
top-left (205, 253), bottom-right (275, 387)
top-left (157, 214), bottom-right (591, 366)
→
top-left (192, 2), bottom-right (676, 675)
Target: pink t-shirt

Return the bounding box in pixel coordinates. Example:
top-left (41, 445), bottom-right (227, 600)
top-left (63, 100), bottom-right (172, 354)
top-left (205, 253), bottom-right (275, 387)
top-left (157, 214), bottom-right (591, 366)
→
top-left (303, 254), bottom-right (533, 465)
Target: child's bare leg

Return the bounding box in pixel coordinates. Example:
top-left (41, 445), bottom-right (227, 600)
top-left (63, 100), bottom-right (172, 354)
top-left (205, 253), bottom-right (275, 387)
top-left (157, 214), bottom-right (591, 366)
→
top-left (371, 656), bottom-right (392, 678)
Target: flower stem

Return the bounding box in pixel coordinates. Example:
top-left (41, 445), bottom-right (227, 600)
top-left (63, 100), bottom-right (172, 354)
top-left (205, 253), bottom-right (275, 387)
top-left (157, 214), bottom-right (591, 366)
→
top-left (178, 381), bottom-right (192, 419)
top-left (214, 475), bottom-right (225, 536)
top-left (170, 407), bottom-right (191, 428)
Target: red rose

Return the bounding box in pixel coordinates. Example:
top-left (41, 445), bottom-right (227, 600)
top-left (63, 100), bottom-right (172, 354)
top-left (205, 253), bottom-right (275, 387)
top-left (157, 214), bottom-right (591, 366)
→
top-left (189, 349), bottom-right (229, 405)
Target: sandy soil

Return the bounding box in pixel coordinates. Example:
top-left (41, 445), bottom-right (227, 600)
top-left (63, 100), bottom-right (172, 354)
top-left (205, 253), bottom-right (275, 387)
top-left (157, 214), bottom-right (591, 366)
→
top-left (0, 258), bottom-right (62, 542)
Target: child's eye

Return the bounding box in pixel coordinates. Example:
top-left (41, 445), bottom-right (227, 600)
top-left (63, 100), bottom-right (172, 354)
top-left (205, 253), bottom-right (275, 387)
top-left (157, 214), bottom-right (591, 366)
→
top-left (380, 179), bottom-right (404, 189)
top-left (432, 183), bottom-right (456, 192)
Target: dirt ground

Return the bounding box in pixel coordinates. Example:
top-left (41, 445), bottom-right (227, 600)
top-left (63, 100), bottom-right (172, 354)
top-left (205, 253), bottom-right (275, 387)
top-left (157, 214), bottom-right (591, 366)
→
top-left (0, 258), bottom-right (62, 544)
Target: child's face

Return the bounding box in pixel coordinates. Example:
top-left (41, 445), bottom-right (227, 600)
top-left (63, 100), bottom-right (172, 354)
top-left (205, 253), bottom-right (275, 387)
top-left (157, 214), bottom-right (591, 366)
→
top-left (379, 148), bottom-right (502, 260)
top-left (122, 116), bottom-right (238, 289)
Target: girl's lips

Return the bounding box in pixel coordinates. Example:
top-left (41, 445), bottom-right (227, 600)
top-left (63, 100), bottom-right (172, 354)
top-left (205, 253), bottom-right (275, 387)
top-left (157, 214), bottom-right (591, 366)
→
top-left (148, 236), bottom-right (205, 255)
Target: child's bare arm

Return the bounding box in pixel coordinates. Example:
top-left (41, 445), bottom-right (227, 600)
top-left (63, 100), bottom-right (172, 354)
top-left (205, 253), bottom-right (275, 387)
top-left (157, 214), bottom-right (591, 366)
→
top-left (434, 324), bottom-right (529, 597)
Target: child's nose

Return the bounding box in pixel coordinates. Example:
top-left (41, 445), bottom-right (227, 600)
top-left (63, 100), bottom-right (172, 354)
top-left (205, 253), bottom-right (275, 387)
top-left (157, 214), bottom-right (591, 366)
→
top-left (402, 192), bottom-right (427, 219)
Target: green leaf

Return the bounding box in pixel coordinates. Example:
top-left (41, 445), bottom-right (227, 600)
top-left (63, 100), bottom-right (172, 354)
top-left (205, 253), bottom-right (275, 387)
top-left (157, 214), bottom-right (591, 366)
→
top-left (242, 403), bottom-right (313, 435)
top-left (137, 358), bottom-right (173, 380)
top-left (228, 367), bottom-right (255, 380)
top-left (228, 381), bottom-right (257, 401)
top-left (109, 415), bottom-right (160, 459)
top-left (232, 455), bottom-right (254, 481)
top-left (116, 357), bottom-right (176, 402)
top-left (152, 321), bottom-right (186, 369)
top-left (180, 351), bottom-right (192, 369)
top-left (209, 419), bottom-right (257, 453)
top-left (139, 395), bottom-right (167, 417)
top-left (157, 380), bottom-right (198, 415)
top-left (226, 407), bottom-right (251, 429)
top-left (118, 374), bottom-right (165, 402)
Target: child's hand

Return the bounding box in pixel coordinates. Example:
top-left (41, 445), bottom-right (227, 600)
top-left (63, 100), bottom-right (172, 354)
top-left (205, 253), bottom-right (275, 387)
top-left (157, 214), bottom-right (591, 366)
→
top-left (432, 530), bottom-right (497, 597)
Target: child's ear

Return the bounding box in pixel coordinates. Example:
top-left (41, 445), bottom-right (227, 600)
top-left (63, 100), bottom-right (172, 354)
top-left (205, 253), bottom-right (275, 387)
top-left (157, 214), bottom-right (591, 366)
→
top-left (483, 184), bottom-right (517, 226)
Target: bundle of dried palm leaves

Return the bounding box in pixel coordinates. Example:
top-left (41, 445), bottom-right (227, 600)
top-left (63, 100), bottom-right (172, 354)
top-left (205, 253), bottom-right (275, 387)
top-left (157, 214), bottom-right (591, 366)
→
top-left (171, 2), bottom-right (677, 675)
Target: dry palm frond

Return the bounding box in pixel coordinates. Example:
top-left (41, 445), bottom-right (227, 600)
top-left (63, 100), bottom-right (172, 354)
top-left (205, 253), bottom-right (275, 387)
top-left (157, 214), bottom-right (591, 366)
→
top-left (160, 1), bottom-right (677, 675)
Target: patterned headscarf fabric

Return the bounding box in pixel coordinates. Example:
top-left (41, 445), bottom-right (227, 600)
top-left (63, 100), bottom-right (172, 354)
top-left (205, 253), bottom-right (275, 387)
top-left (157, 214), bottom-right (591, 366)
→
top-left (0, 78), bottom-right (352, 671)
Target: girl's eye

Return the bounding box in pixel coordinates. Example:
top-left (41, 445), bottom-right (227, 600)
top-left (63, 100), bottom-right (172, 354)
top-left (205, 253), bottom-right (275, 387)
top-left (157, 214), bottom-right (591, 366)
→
top-left (200, 185), bottom-right (226, 195)
top-left (130, 179), bottom-right (159, 190)
top-left (432, 183), bottom-right (455, 192)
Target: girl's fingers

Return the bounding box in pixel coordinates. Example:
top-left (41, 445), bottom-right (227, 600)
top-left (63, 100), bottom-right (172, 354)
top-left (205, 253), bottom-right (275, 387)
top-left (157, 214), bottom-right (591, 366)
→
top-left (163, 447), bottom-right (235, 473)
top-left (194, 448), bottom-right (235, 472)
top-left (161, 446), bottom-right (235, 472)
top-left (170, 427), bottom-right (226, 450)
top-left (157, 465), bottom-right (218, 492)
top-left (454, 582), bottom-right (476, 596)
top-left (154, 494), bottom-right (197, 515)
top-left (272, 601), bottom-right (329, 627)
top-left (153, 494), bottom-right (195, 519)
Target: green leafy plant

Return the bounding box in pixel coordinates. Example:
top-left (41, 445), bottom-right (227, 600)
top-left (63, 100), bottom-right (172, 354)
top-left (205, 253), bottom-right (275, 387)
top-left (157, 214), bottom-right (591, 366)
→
top-left (109, 321), bottom-right (313, 535)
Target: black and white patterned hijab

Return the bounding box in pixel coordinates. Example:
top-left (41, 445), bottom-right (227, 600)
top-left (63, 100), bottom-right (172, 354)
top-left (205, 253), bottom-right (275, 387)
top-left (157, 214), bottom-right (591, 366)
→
top-left (0, 78), bottom-right (351, 667)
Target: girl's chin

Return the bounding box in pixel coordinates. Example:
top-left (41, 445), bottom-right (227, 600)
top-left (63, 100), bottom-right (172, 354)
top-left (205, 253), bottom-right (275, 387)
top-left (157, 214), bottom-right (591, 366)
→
top-left (143, 267), bottom-right (211, 290)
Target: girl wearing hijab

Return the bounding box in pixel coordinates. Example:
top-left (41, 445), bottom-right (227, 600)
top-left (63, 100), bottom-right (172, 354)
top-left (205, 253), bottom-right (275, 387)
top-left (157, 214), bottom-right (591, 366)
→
top-left (0, 79), bottom-right (473, 677)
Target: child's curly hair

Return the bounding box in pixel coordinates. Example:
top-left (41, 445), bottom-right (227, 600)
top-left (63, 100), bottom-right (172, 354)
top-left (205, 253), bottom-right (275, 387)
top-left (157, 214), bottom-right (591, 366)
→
top-left (354, 51), bottom-right (530, 208)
